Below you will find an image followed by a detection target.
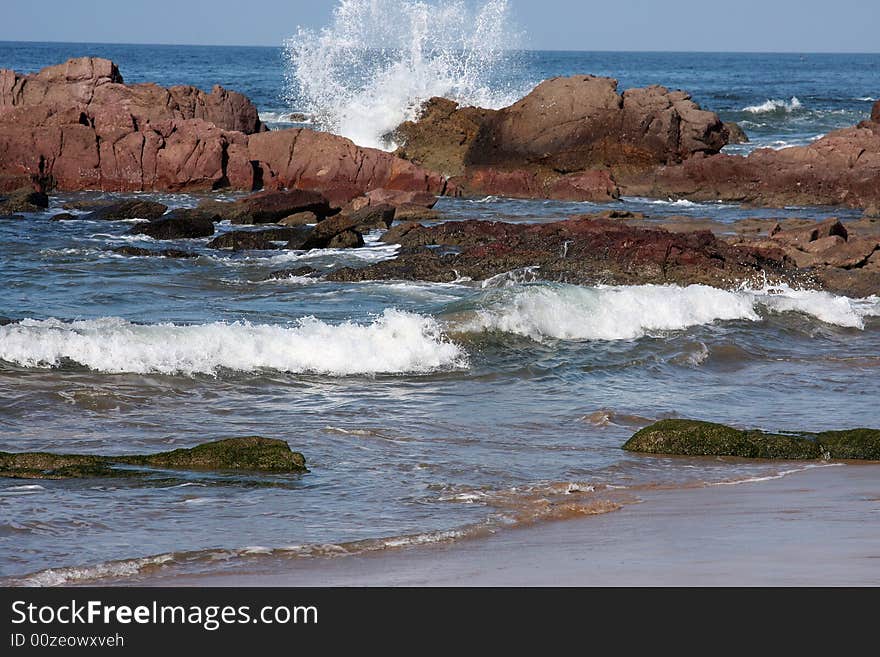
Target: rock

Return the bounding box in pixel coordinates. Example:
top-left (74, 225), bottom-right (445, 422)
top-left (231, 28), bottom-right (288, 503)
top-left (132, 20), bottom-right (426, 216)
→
top-left (111, 246), bottom-right (197, 258)
top-left (278, 211), bottom-right (318, 226)
top-left (365, 188), bottom-right (437, 208)
top-left (380, 221), bottom-right (423, 243)
top-left (865, 250), bottom-right (880, 272)
top-left (0, 437), bottom-right (308, 479)
top-left (62, 199), bottom-right (116, 211)
top-left (873, 100), bottom-right (880, 123)
top-left (207, 227), bottom-right (308, 250)
top-left (771, 218), bottom-right (848, 246)
top-left (200, 190), bottom-right (333, 225)
top-left (298, 213), bottom-right (365, 250)
top-left (129, 208), bottom-right (215, 239)
top-left (82, 200), bottom-right (168, 221)
top-left (622, 419), bottom-right (880, 461)
top-left (818, 429), bottom-right (880, 460)
top-left (0, 187), bottom-right (48, 213)
top-left (49, 212), bottom-right (76, 221)
top-left (802, 235), bottom-right (846, 253)
top-left (0, 58), bottom-right (443, 199)
top-left (723, 122), bottom-right (749, 144)
top-left (621, 121), bottom-right (880, 210)
top-left (348, 203), bottom-right (396, 232)
top-left (327, 230), bottom-right (365, 249)
top-left (815, 237), bottom-right (879, 269)
top-left (267, 266), bottom-right (320, 280)
top-left (393, 205), bottom-right (441, 222)
top-left (329, 217), bottom-right (793, 287)
top-left (814, 268), bottom-right (880, 298)
top-left (245, 128), bottom-right (446, 202)
top-left (393, 76), bottom-right (726, 201)
top-left (623, 419), bottom-right (823, 459)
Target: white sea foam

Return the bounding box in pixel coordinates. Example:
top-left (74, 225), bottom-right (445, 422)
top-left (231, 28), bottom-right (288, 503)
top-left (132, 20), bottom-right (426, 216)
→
top-left (284, 0), bottom-right (523, 150)
top-left (0, 312), bottom-right (467, 376)
top-left (463, 284), bottom-right (880, 341)
top-left (743, 97), bottom-right (803, 114)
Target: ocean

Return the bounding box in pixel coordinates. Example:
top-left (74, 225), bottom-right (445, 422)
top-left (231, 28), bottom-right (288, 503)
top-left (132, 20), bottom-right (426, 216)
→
top-left (0, 35), bottom-right (879, 585)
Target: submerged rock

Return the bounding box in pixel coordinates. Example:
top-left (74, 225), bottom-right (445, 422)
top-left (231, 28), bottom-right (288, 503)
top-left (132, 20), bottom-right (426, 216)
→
top-left (0, 437), bottom-right (308, 480)
top-left (111, 246), bottom-right (197, 258)
top-left (623, 419), bottom-right (880, 461)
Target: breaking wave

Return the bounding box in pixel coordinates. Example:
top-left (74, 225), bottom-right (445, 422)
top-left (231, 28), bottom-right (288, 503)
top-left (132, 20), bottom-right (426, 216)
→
top-left (743, 97), bottom-right (803, 114)
top-left (460, 283), bottom-right (880, 341)
top-left (0, 311), bottom-right (467, 376)
top-left (284, 0), bottom-right (523, 149)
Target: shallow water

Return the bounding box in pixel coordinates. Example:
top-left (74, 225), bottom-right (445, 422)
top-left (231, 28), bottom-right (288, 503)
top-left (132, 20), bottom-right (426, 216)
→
top-left (1, 192), bottom-right (879, 585)
top-left (1, 40), bottom-right (879, 584)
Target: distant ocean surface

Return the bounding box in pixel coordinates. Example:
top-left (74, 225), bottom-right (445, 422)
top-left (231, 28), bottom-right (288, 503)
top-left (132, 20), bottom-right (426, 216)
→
top-left (1, 39), bottom-right (878, 586)
top-left (2, 42), bottom-right (878, 151)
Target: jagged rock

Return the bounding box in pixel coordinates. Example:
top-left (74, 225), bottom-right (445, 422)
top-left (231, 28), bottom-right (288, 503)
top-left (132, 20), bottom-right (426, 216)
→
top-left (393, 76), bottom-right (726, 201)
top-left (0, 57), bottom-right (444, 200)
top-left (724, 122), bottom-right (750, 144)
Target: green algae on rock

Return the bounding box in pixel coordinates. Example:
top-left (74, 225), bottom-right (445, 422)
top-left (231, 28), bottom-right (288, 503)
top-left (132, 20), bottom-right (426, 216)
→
top-left (623, 420), bottom-right (880, 460)
top-left (622, 420), bottom-right (823, 460)
top-left (0, 437), bottom-right (308, 480)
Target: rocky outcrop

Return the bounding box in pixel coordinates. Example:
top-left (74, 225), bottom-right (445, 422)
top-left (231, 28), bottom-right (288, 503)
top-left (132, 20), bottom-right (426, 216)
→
top-left (392, 76), bottom-right (728, 201)
top-left (620, 110), bottom-right (880, 209)
top-left (0, 58), bottom-right (445, 202)
top-left (623, 419), bottom-right (880, 461)
top-left (198, 189), bottom-right (334, 224)
top-left (82, 200), bottom-right (168, 221)
top-left (329, 215), bottom-right (794, 287)
top-left (0, 437), bottom-right (308, 479)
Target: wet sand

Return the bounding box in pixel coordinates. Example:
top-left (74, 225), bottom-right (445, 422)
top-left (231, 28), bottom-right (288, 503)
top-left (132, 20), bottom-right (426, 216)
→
top-left (139, 463), bottom-right (880, 587)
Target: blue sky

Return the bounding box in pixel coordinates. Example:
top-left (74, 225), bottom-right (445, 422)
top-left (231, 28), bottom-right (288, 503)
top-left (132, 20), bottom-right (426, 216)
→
top-left (1, 0), bottom-right (877, 52)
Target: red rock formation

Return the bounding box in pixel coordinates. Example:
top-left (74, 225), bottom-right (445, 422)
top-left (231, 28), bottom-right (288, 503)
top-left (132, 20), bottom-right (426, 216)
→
top-left (392, 76), bottom-right (727, 201)
top-left (619, 109), bottom-right (880, 210)
top-left (0, 58), bottom-right (445, 202)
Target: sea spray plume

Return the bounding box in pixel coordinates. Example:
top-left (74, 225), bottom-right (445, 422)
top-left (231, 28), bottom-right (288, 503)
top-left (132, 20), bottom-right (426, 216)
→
top-left (284, 0), bottom-right (524, 150)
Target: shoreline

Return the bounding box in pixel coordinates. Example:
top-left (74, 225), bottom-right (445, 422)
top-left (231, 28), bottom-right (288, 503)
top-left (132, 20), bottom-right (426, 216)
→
top-left (114, 463), bottom-right (880, 587)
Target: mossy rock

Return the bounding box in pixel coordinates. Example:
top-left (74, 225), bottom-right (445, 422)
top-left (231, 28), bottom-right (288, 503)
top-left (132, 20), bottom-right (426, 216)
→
top-left (623, 420), bottom-right (880, 461)
top-left (623, 419), bottom-right (822, 460)
top-left (815, 429), bottom-right (880, 461)
top-left (116, 437), bottom-right (307, 473)
top-left (0, 437), bottom-right (308, 480)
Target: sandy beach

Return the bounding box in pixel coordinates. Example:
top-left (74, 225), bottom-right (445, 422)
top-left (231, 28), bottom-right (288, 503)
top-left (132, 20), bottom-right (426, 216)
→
top-left (127, 463), bottom-right (880, 587)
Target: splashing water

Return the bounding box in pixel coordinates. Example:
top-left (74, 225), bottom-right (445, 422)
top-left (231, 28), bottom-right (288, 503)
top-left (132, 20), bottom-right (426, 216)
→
top-left (284, 0), bottom-right (524, 150)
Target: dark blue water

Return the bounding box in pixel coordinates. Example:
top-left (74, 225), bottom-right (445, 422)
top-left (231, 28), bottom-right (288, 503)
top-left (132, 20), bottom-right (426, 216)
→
top-left (1, 42), bottom-right (878, 585)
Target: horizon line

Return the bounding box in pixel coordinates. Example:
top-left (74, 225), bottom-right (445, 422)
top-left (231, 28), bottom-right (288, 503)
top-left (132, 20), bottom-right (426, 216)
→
top-left (0, 39), bottom-right (878, 56)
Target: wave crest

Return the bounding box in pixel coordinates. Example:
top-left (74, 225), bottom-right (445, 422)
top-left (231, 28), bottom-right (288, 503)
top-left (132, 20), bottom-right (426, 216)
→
top-left (0, 311), bottom-right (467, 376)
top-left (460, 283), bottom-right (880, 341)
top-left (743, 97), bottom-right (803, 114)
